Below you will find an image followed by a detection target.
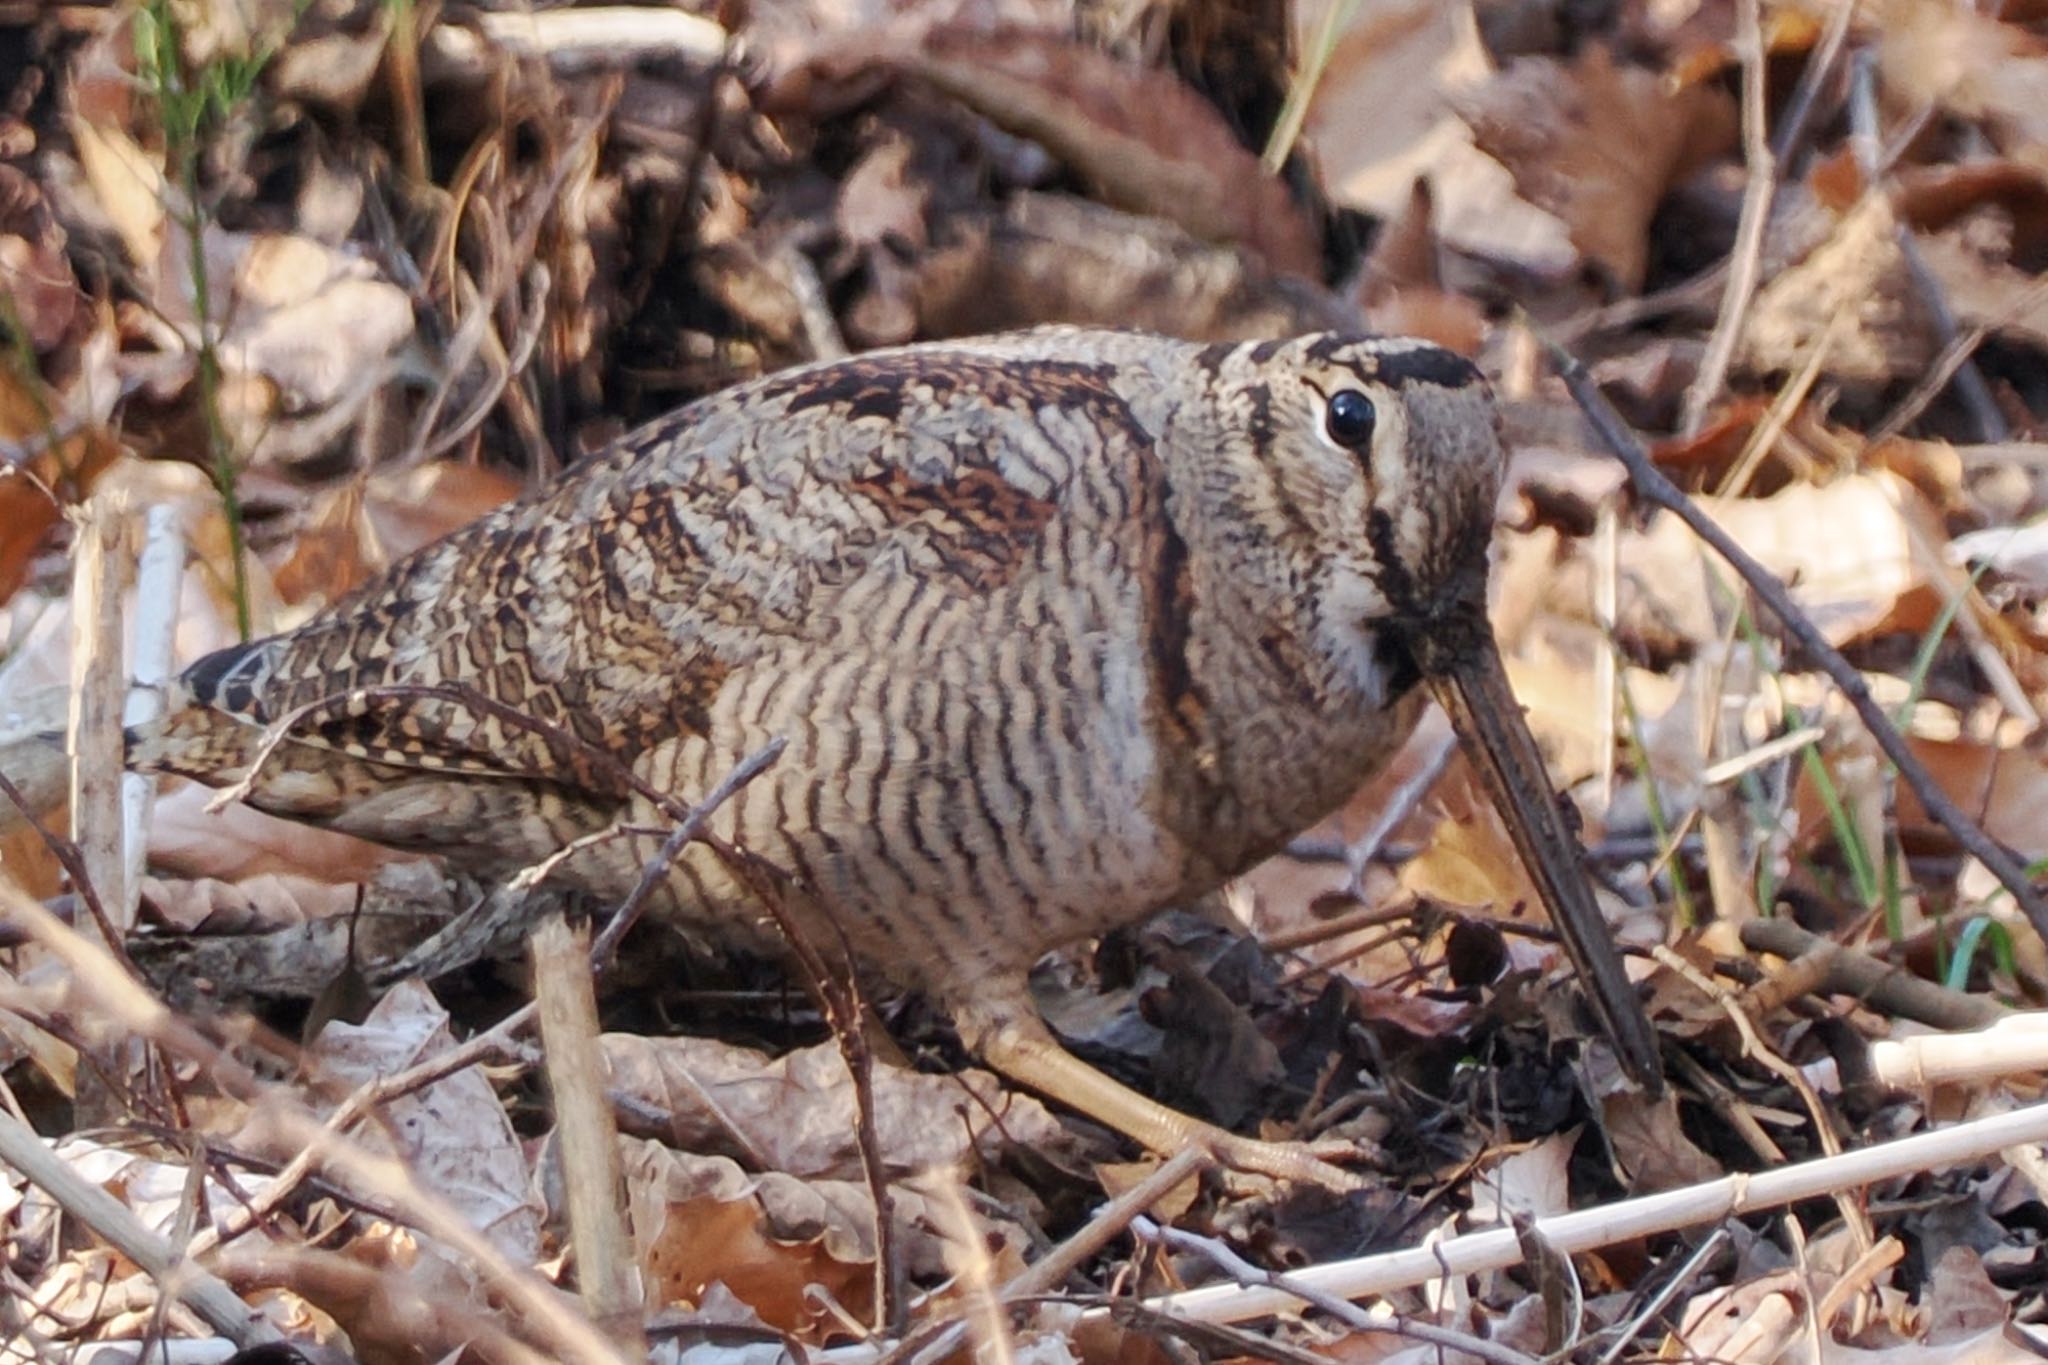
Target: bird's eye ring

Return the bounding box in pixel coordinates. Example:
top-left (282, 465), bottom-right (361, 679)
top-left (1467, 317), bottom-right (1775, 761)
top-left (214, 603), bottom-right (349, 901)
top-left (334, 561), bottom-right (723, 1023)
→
top-left (1325, 389), bottom-right (1378, 451)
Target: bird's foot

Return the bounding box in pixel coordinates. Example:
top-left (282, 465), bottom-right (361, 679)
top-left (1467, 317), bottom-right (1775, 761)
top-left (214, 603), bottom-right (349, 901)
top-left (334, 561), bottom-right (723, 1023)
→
top-left (1199, 1127), bottom-right (1372, 1193)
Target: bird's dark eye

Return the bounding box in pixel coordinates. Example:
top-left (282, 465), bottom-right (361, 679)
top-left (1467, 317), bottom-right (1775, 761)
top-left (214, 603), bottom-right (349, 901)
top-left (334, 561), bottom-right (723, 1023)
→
top-left (1325, 389), bottom-right (1378, 451)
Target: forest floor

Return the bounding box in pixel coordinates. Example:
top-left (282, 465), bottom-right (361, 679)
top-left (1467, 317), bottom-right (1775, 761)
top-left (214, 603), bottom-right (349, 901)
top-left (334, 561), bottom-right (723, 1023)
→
top-left (5, 1), bottom-right (2048, 1362)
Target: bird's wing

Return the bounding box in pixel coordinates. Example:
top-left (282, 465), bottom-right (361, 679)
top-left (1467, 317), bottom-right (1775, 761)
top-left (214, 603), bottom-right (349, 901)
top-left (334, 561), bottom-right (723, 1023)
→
top-left (150, 336), bottom-right (1182, 799)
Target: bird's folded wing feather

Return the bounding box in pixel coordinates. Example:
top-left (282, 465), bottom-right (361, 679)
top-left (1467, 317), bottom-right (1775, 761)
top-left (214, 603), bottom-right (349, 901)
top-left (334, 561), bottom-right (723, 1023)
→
top-left (147, 342), bottom-right (1163, 799)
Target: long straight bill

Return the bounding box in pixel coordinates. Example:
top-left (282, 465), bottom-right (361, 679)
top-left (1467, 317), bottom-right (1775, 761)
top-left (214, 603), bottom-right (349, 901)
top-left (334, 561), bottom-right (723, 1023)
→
top-left (1416, 614), bottom-right (1665, 1092)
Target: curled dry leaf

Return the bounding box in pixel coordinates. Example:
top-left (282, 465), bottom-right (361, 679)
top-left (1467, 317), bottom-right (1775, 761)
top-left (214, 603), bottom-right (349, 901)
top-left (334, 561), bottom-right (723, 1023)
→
top-left (913, 193), bottom-right (1361, 342)
top-left (1469, 1129), bottom-right (1575, 1224)
top-left (1517, 472), bottom-right (1932, 657)
top-left (0, 165), bottom-right (83, 355)
top-left (602, 1033), bottom-right (1074, 1179)
top-left (1398, 763), bottom-right (1544, 917)
top-left (1302, 0), bottom-right (1577, 274)
top-left (300, 980), bottom-right (545, 1265)
top-left (1950, 519), bottom-right (2048, 597)
top-left (618, 1138), bottom-right (1029, 1332)
top-left (19, 1138), bottom-right (282, 1244)
top-left (1874, 1), bottom-right (2048, 176)
top-left (901, 28), bottom-right (1322, 277)
top-left (835, 134), bottom-right (933, 346)
top-left (189, 230), bottom-right (417, 411)
top-left (148, 778), bottom-right (413, 887)
top-left (136, 871), bottom-right (366, 933)
top-left (1748, 190), bottom-right (2048, 383)
top-left (1353, 179), bottom-right (1488, 355)
top-left (273, 461), bottom-right (523, 607)
top-left (1454, 44), bottom-right (1737, 292)
top-left (1844, 735), bottom-right (2048, 871)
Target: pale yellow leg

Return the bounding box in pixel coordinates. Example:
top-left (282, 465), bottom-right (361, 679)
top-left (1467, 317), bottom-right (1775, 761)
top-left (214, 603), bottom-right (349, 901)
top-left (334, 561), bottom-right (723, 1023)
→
top-left (953, 995), bottom-right (1368, 1192)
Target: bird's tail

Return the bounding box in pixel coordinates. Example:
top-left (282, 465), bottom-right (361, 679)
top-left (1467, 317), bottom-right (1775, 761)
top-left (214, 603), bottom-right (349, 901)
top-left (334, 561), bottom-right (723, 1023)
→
top-left (0, 681), bottom-right (271, 838)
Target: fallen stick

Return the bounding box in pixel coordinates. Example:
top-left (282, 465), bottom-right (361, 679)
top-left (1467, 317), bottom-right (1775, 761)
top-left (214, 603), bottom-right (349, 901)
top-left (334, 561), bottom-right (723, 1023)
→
top-left (1542, 334), bottom-right (2048, 942)
top-left (1124, 1098), bottom-right (2048, 1325)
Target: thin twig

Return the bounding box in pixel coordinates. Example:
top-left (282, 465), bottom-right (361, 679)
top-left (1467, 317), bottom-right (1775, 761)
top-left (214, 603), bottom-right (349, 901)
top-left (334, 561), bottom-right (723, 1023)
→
top-left (1681, 0), bottom-right (1774, 435)
top-left (1769, 0), bottom-right (1857, 173)
top-left (1541, 335), bottom-right (2048, 942)
top-left (880, 1148), bottom-right (1211, 1365)
top-left (1846, 53), bottom-right (2008, 443)
top-left (0, 877), bottom-right (630, 1365)
top-left (581, 738), bottom-right (788, 968)
top-left (0, 1108), bottom-right (288, 1350)
top-left (1594, 1228), bottom-right (1729, 1365)
top-left (712, 844), bottom-right (903, 1335)
top-left (1130, 1216), bottom-right (1539, 1365)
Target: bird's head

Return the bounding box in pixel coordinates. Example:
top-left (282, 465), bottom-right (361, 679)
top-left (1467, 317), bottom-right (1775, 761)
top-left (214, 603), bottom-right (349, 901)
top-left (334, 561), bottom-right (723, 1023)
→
top-left (1174, 331), bottom-right (1662, 1089)
top-left (1178, 333), bottom-right (1505, 694)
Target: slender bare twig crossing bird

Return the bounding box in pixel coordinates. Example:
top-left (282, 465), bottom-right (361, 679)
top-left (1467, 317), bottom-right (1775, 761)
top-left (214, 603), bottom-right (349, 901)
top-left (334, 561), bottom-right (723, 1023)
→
top-left (125, 327), bottom-right (1662, 1185)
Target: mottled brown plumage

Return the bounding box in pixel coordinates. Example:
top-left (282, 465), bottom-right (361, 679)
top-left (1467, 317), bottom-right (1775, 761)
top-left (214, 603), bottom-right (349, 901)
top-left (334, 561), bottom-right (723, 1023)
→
top-left (133, 326), bottom-right (1661, 1185)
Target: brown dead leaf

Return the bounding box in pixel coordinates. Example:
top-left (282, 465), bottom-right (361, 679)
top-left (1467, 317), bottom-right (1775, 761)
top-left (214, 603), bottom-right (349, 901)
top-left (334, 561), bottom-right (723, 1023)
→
top-left (0, 374), bottom-right (123, 609)
top-left (301, 982), bottom-right (544, 1263)
top-left (602, 1033), bottom-right (1074, 1178)
top-left (903, 28), bottom-right (1322, 277)
top-left (136, 873), bottom-right (365, 934)
top-left (1875, 2), bottom-right (2048, 176)
top-left (1354, 180), bottom-right (1487, 355)
top-left (1600, 1087), bottom-right (1723, 1191)
top-left (1534, 472), bottom-right (1934, 655)
top-left (275, 462), bottom-right (521, 607)
top-left (1305, 0), bottom-right (1577, 274)
top-left (68, 103), bottom-right (167, 272)
top-left (0, 166), bottom-right (83, 355)
top-left (1399, 764), bottom-right (1544, 918)
top-left (1859, 735), bottom-right (2048, 867)
top-left (1643, 2), bottom-right (1823, 89)
top-left (620, 1140), bottom-right (1028, 1335)
top-left (1890, 159), bottom-right (2048, 267)
top-left (646, 1189), bottom-right (873, 1330)
top-left (912, 194), bottom-right (1361, 342)
top-left (1455, 45), bottom-right (1738, 291)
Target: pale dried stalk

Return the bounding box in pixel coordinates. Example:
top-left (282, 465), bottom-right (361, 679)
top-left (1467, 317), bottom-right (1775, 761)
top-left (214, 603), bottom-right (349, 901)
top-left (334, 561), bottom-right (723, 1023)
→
top-left (1681, 0), bottom-right (1774, 435)
top-left (122, 503), bottom-right (185, 926)
top-left (1117, 1101), bottom-right (2048, 1326)
top-left (66, 498), bottom-right (129, 939)
top-left (423, 7), bottom-right (726, 79)
top-left (0, 874), bottom-right (632, 1365)
top-left (532, 916), bottom-right (643, 1350)
top-left (0, 1107), bottom-right (287, 1350)
top-left (1865, 1014), bottom-right (2048, 1091)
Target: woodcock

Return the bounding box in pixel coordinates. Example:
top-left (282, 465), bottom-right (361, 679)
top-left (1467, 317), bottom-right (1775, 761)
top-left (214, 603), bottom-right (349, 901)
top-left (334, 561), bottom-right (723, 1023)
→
top-left (130, 327), bottom-right (1663, 1185)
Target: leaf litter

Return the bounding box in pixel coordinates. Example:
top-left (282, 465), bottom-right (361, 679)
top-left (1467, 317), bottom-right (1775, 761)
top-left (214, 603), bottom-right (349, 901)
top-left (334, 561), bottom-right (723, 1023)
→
top-left (3, 1), bottom-right (2048, 1361)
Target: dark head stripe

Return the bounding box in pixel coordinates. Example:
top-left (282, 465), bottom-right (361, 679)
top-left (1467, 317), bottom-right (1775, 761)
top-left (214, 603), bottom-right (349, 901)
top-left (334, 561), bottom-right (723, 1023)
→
top-left (1370, 346), bottom-right (1482, 390)
top-left (1295, 335), bottom-right (1482, 390)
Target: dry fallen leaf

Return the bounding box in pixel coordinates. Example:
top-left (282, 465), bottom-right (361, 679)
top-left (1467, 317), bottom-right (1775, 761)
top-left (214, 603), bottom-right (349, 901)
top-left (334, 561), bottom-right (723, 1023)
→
top-left (903, 27), bottom-right (1323, 277)
top-left (618, 1138), bottom-right (1028, 1334)
top-left (300, 981), bottom-right (545, 1264)
top-left (1874, 2), bottom-right (2048, 176)
top-left (1303, 0), bottom-right (1577, 274)
top-left (1455, 44), bottom-right (1738, 292)
top-left (602, 1033), bottom-right (1074, 1179)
